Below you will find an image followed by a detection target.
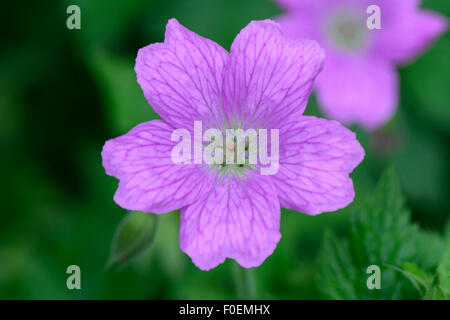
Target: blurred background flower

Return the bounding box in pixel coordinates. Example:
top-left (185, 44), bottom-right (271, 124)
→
top-left (275, 0), bottom-right (447, 130)
top-left (0, 0), bottom-right (448, 299)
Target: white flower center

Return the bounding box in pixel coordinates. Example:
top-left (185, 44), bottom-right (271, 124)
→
top-left (325, 8), bottom-right (368, 53)
top-left (205, 133), bottom-right (254, 176)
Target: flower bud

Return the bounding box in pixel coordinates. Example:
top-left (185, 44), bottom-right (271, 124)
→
top-left (107, 211), bottom-right (158, 267)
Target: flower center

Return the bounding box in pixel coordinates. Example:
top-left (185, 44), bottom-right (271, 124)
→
top-left (325, 8), bottom-right (368, 53)
top-left (205, 134), bottom-right (256, 177)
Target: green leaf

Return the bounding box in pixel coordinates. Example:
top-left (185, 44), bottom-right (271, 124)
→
top-left (90, 49), bottom-right (160, 134)
top-left (318, 168), bottom-right (446, 299)
top-left (385, 262), bottom-right (432, 296)
top-left (414, 231), bottom-right (446, 269)
top-left (384, 237), bottom-right (449, 300)
top-left (350, 167), bottom-right (418, 268)
top-left (317, 231), bottom-right (359, 299)
top-left (438, 244), bottom-right (450, 298)
top-left (108, 211), bottom-right (159, 267)
top-left (399, 263), bottom-right (432, 287)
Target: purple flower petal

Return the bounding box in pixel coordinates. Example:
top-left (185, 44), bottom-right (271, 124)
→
top-left (315, 55), bottom-right (398, 130)
top-left (276, 12), bottom-right (321, 44)
top-left (373, 9), bottom-right (447, 64)
top-left (223, 20), bottom-right (325, 129)
top-left (135, 19), bottom-right (229, 130)
top-left (180, 172), bottom-right (281, 270)
top-left (272, 116), bottom-right (364, 215)
top-left (102, 120), bottom-right (218, 214)
top-left (102, 19), bottom-right (367, 270)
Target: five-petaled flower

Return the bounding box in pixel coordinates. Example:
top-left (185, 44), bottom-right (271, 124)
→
top-left (275, 0), bottom-right (447, 130)
top-left (101, 19), bottom-right (365, 270)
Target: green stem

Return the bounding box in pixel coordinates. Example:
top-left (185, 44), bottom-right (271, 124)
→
top-left (232, 263), bottom-right (257, 299)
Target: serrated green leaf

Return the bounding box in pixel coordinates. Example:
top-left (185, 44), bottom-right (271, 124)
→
top-left (318, 168), bottom-right (446, 299)
top-left (108, 211), bottom-right (159, 267)
top-left (385, 262), bottom-right (433, 296)
top-left (350, 168), bottom-right (418, 268)
top-left (317, 231), bottom-right (359, 299)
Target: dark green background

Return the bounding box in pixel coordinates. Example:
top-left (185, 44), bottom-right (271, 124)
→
top-left (0, 0), bottom-right (448, 299)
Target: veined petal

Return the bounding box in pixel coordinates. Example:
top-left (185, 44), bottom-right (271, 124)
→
top-left (273, 116), bottom-right (364, 215)
top-left (102, 120), bottom-right (218, 214)
top-left (180, 172), bottom-right (281, 270)
top-left (223, 20), bottom-right (325, 130)
top-left (135, 19), bottom-right (229, 130)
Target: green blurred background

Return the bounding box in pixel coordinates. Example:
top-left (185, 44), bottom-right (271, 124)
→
top-left (0, 0), bottom-right (449, 299)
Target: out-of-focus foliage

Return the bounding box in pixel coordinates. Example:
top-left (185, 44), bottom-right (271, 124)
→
top-left (0, 0), bottom-right (448, 299)
top-left (90, 49), bottom-right (160, 133)
top-left (438, 244), bottom-right (450, 297)
top-left (387, 262), bottom-right (446, 299)
top-left (402, 0), bottom-right (450, 133)
top-left (318, 169), bottom-right (448, 299)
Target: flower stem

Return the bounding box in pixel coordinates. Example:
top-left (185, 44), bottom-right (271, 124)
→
top-left (232, 263), bottom-right (257, 299)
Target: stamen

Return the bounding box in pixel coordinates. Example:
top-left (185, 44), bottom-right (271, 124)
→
top-left (206, 128), bottom-right (257, 177)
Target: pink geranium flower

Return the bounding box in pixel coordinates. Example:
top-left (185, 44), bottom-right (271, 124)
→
top-left (275, 0), bottom-right (447, 130)
top-left (102, 19), bottom-right (364, 270)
